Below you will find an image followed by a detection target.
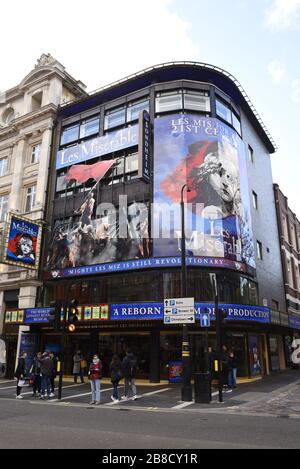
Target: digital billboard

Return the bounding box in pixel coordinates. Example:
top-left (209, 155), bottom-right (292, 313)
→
top-left (153, 114), bottom-right (255, 272)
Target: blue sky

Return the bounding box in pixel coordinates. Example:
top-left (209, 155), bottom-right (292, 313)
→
top-left (1, 0), bottom-right (299, 215)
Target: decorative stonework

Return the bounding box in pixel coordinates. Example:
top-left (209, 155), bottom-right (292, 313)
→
top-left (35, 53), bottom-right (56, 68)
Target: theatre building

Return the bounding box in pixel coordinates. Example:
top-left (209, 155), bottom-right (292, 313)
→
top-left (23, 62), bottom-right (298, 381)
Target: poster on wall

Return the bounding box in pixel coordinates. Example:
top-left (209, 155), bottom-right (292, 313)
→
top-left (3, 214), bottom-right (42, 270)
top-left (248, 335), bottom-right (262, 376)
top-left (153, 114), bottom-right (255, 273)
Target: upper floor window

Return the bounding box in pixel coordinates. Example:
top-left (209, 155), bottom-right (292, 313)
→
top-left (60, 123), bottom-right (80, 146)
top-left (216, 98), bottom-right (232, 124)
top-left (25, 185), bottom-right (36, 213)
top-left (79, 116), bottom-right (100, 139)
top-left (104, 106), bottom-right (126, 130)
top-left (127, 99), bottom-right (150, 122)
top-left (0, 158), bottom-right (8, 177)
top-left (256, 240), bottom-right (263, 260)
top-left (155, 90), bottom-right (183, 114)
top-left (31, 92), bottom-right (43, 112)
top-left (232, 111), bottom-right (241, 135)
top-left (0, 194), bottom-right (8, 221)
top-left (31, 144), bottom-right (41, 164)
top-left (252, 191), bottom-right (258, 209)
top-left (183, 90), bottom-right (210, 113)
top-left (248, 145), bottom-right (254, 163)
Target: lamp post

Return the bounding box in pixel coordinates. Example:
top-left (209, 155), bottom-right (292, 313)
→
top-left (180, 184), bottom-right (193, 402)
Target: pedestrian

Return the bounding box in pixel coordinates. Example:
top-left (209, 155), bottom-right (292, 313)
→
top-left (88, 354), bottom-right (102, 405)
top-left (110, 354), bottom-right (122, 402)
top-left (228, 351), bottom-right (238, 391)
top-left (39, 352), bottom-right (54, 399)
top-left (30, 352), bottom-right (42, 397)
top-left (73, 350), bottom-right (84, 384)
top-left (49, 352), bottom-right (57, 395)
top-left (221, 345), bottom-right (229, 389)
top-left (121, 349), bottom-right (138, 401)
top-left (14, 351), bottom-right (27, 399)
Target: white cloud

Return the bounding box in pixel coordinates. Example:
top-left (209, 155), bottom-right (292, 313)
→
top-left (267, 60), bottom-right (286, 84)
top-left (266, 0), bottom-right (300, 29)
top-left (0, 0), bottom-right (198, 92)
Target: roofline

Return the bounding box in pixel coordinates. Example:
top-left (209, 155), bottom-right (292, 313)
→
top-left (60, 61), bottom-right (277, 153)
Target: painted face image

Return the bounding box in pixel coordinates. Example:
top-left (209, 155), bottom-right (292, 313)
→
top-left (207, 155), bottom-right (239, 203)
top-left (19, 238), bottom-right (33, 255)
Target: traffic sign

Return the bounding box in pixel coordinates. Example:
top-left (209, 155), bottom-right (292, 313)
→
top-left (164, 298), bottom-right (195, 324)
top-left (200, 312), bottom-right (211, 328)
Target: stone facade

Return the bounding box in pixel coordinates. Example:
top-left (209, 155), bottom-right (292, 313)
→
top-left (0, 54), bottom-right (87, 333)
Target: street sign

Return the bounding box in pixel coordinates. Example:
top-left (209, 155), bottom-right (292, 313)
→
top-left (200, 312), bottom-right (211, 328)
top-left (164, 298), bottom-right (195, 324)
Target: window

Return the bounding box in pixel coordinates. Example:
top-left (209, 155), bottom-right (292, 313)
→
top-left (80, 116), bottom-right (100, 139)
top-left (155, 91), bottom-right (183, 113)
top-left (0, 194), bottom-right (8, 221)
top-left (232, 111), bottom-right (241, 135)
top-left (183, 90), bottom-right (210, 113)
top-left (216, 98), bottom-right (232, 124)
top-left (252, 191), bottom-right (258, 209)
top-left (125, 152), bottom-right (138, 173)
top-left (31, 92), bottom-right (43, 111)
top-left (104, 106), bottom-right (126, 130)
top-left (127, 99), bottom-right (149, 122)
top-left (248, 145), bottom-right (254, 163)
top-left (60, 123), bottom-right (80, 146)
top-left (25, 186), bottom-right (36, 212)
top-left (0, 158), bottom-right (8, 176)
top-left (31, 144), bottom-right (41, 164)
top-left (256, 241), bottom-right (263, 260)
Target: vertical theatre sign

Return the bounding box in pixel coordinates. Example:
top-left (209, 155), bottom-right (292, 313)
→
top-left (2, 214), bottom-right (43, 270)
top-left (138, 110), bottom-right (151, 182)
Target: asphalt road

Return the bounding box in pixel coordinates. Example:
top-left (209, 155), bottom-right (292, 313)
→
top-left (0, 397), bottom-right (299, 449)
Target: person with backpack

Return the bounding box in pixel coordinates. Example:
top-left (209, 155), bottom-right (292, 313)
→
top-left (30, 352), bottom-right (42, 397)
top-left (110, 354), bottom-right (122, 402)
top-left (121, 349), bottom-right (138, 401)
top-left (14, 351), bottom-right (27, 399)
top-left (88, 354), bottom-right (102, 405)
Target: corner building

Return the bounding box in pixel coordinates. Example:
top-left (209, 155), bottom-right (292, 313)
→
top-left (41, 62), bottom-right (291, 381)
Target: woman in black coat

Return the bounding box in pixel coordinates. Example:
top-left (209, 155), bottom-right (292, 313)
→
top-left (14, 352), bottom-right (27, 399)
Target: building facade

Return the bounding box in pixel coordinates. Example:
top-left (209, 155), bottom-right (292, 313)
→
top-left (0, 54), bottom-right (86, 376)
top-left (274, 184), bottom-right (300, 318)
top-left (5, 61), bottom-right (296, 381)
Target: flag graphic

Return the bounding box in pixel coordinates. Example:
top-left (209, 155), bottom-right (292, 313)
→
top-left (65, 160), bottom-right (114, 183)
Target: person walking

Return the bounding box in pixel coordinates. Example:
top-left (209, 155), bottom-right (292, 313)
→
top-left (88, 354), bottom-right (102, 405)
top-left (73, 350), bottom-right (84, 384)
top-left (228, 351), bottom-right (238, 391)
top-left (121, 349), bottom-right (138, 401)
top-left (49, 352), bottom-right (57, 397)
top-left (110, 354), bottom-right (122, 402)
top-left (39, 352), bottom-right (54, 400)
top-left (30, 352), bottom-right (42, 397)
top-left (14, 352), bottom-right (27, 399)
top-left (221, 345), bottom-right (229, 389)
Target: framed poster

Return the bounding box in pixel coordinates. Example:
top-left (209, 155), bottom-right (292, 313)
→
top-left (3, 214), bottom-right (42, 270)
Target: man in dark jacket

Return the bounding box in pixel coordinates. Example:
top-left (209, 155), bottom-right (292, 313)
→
top-left (15, 352), bottom-right (27, 399)
top-left (30, 352), bottom-right (42, 397)
top-left (39, 353), bottom-right (54, 399)
top-left (228, 351), bottom-right (238, 391)
top-left (121, 349), bottom-right (138, 401)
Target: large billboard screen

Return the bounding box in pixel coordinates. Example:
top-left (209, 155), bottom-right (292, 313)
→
top-left (153, 114), bottom-right (255, 272)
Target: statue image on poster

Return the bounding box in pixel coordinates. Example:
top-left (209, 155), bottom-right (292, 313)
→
top-left (153, 114), bottom-right (255, 271)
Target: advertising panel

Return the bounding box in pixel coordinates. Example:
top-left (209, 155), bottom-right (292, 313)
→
top-left (153, 114), bottom-right (255, 272)
top-left (3, 214), bottom-right (42, 270)
top-left (248, 335), bottom-right (262, 376)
